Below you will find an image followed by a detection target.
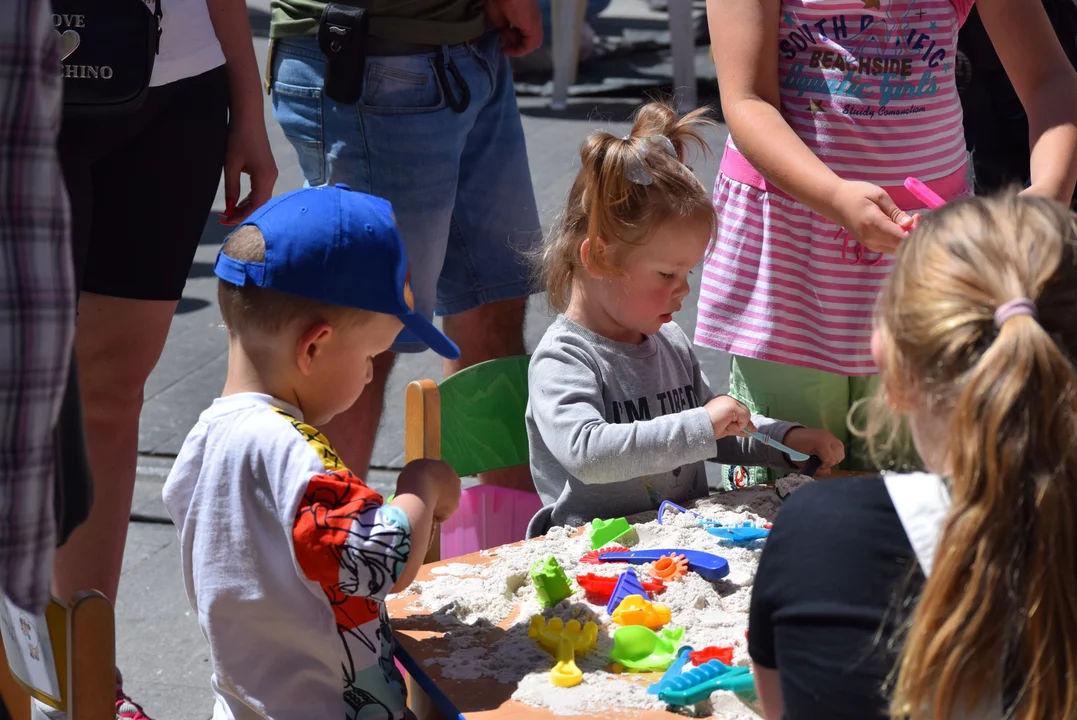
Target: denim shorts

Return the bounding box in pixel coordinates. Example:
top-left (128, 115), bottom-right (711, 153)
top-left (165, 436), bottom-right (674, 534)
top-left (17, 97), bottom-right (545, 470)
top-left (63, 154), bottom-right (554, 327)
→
top-left (270, 32), bottom-right (542, 352)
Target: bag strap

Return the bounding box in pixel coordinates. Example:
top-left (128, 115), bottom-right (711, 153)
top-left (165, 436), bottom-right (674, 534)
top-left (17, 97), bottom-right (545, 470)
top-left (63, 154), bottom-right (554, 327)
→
top-left (143, 0), bottom-right (163, 53)
top-left (155, 0), bottom-right (163, 54)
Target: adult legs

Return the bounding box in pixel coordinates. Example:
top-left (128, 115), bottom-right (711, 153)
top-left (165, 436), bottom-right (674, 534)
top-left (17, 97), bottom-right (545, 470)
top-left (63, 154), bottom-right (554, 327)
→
top-left (52, 296), bottom-right (177, 603)
top-left (50, 68), bottom-right (228, 610)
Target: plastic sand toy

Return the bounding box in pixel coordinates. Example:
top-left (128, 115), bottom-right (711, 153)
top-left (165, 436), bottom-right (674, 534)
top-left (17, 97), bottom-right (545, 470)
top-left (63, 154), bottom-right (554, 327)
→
top-left (649, 553), bottom-right (689, 582)
top-left (706, 523), bottom-right (770, 543)
top-left (612, 595), bottom-right (672, 629)
top-left (657, 659), bottom-right (755, 705)
top-left (528, 616), bottom-right (598, 688)
top-left (576, 572), bottom-right (664, 599)
top-left (579, 545), bottom-right (629, 565)
top-left (904, 176), bottom-right (946, 209)
top-left (605, 568), bottom-right (649, 614)
top-left (590, 517), bottom-right (635, 550)
top-left (743, 429), bottom-right (809, 461)
top-left (689, 646), bottom-right (734, 666)
top-left (609, 625), bottom-right (685, 672)
top-left (775, 455), bottom-right (823, 502)
top-left (648, 645), bottom-right (694, 696)
top-left (656, 501), bottom-right (721, 528)
top-left (530, 556), bottom-right (573, 608)
top-left (598, 548), bottom-right (730, 581)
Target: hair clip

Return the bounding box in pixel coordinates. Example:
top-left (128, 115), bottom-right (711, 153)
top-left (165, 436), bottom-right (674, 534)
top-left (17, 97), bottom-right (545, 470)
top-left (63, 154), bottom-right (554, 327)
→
top-left (643, 134), bottom-right (677, 159)
top-left (625, 134), bottom-right (679, 186)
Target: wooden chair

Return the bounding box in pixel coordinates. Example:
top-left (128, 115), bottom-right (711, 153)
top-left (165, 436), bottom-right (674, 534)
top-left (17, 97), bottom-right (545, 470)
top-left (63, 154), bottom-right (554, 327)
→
top-left (0, 592), bottom-right (115, 720)
top-left (404, 355), bottom-right (531, 564)
top-left (401, 356), bottom-right (531, 720)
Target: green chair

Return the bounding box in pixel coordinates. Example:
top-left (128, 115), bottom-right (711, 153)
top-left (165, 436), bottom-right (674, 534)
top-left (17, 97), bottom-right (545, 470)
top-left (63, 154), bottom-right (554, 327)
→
top-left (404, 356), bottom-right (540, 562)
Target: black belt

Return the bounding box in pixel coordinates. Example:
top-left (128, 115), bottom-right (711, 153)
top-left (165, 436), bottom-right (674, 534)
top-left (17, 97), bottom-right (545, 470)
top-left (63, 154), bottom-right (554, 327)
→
top-left (318, 3), bottom-right (471, 112)
top-left (363, 37), bottom-right (444, 56)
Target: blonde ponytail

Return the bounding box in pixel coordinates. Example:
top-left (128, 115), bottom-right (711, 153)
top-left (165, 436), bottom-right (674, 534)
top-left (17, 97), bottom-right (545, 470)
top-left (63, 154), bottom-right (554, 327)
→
top-left (875, 193), bottom-right (1077, 719)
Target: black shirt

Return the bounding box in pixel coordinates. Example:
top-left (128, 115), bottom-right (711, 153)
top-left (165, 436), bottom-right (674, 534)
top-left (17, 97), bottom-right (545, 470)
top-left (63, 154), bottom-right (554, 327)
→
top-left (748, 476), bottom-right (924, 719)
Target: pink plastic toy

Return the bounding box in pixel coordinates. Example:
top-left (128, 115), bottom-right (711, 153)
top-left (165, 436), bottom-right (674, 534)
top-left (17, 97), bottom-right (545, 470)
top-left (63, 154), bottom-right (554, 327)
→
top-left (904, 177), bottom-right (945, 209)
top-left (439, 485), bottom-right (543, 558)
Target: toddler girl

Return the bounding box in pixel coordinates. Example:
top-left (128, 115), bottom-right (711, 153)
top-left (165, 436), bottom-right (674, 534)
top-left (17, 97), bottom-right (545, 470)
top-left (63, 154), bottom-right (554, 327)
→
top-left (698, 0), bottom-right (1077, 484)
top-left (525, 102), bottom-right (844, 536)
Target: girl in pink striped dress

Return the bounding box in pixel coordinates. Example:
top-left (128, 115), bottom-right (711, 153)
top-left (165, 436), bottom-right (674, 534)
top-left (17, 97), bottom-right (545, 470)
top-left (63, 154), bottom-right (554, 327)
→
top-left (698, 0), bottom-right (1077, 484)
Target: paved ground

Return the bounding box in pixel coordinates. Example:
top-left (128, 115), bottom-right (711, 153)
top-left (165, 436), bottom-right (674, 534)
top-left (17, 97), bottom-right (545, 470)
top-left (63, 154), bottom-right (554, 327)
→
top-left (119, 1), bottom-right (730, 716)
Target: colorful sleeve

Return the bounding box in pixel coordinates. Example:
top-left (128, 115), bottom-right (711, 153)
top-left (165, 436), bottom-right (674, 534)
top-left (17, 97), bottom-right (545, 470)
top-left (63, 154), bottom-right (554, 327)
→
top-left (292, 469), bottom-right (412, 603)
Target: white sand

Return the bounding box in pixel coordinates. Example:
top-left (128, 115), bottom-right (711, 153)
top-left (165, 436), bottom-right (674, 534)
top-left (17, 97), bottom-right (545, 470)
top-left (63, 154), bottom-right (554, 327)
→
top-left (397, 487), bottom-right (787, 718)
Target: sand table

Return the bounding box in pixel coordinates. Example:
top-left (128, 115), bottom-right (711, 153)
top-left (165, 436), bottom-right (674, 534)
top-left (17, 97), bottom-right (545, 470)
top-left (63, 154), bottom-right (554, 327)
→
top-left (391, 486), bottom-right (789, 719)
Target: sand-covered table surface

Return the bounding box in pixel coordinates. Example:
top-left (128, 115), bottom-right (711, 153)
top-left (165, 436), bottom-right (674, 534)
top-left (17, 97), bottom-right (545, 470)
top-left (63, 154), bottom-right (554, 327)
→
top-left (387, 486), bottom-right (790, 719)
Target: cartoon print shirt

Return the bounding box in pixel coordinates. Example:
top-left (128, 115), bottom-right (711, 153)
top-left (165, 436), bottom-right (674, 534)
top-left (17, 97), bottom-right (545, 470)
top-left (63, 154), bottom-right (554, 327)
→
top-left (526, 316), bottom-right (801, 531)
top-left (737, 0), bottom-right (977, 187)
top-left (163, 393), bottom-right (411, 720)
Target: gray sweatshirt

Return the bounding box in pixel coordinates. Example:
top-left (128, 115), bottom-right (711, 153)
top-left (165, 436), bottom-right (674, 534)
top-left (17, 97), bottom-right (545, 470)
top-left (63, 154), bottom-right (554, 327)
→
top-left (525, 316), bottom-right (799, 535)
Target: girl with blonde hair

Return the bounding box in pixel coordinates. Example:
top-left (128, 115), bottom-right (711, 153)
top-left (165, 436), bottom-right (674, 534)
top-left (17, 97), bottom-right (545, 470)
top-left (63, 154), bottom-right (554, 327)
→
top-left (748, 192), bottom-right (1077, 719)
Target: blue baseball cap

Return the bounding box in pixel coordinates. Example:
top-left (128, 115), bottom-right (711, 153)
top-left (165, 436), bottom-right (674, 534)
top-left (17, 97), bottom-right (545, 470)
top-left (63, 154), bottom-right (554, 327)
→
top-left (214, 185), bottom-right (460, 360)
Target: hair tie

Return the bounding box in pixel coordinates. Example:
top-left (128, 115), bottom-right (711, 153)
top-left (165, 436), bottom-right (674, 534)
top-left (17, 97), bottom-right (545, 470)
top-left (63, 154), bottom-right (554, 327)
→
top-left (994, 298), bottom-right (1037, 328)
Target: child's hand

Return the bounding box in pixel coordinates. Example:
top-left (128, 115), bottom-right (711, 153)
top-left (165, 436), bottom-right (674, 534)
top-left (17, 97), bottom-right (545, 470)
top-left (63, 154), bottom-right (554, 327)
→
top-left (425, 460), bottom-right (462, 523)
top-left (705, 395), bottom-right (756, 439)
top-left (832, 180), bottom-right (918, 254)
top-left (397, 459), bottom-right (462, 523)
top-left (389, 460), bottom-right (462, 592)
top-left (782, 428), bottom-right (845, 474)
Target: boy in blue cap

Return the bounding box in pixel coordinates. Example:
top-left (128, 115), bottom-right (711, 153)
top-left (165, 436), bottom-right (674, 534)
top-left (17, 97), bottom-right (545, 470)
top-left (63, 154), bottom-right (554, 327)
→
top-left (163, 185), bottom-right (461, 720)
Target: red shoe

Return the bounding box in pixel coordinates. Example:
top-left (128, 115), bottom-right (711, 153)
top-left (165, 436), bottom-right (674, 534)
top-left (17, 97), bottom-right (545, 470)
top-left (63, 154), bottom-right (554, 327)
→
top-left (115, 686), bottom-right (153, 720)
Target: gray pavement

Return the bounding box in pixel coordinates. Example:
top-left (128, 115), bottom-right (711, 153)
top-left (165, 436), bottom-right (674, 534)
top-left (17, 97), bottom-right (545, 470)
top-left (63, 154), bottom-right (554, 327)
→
top-left (120, 2), bottom-right (730, 716)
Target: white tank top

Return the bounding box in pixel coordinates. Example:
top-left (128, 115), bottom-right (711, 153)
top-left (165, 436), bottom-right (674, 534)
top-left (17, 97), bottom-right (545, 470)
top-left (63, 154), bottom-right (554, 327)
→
top-left (149, 0), bottom-right (226, 87)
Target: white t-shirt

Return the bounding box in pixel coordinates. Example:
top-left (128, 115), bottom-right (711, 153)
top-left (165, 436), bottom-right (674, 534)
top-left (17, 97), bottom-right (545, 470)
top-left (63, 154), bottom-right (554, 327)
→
top-left (149, 0), bottom-right (226, 87)
top-left (163, 393), bottom-right (412, 720)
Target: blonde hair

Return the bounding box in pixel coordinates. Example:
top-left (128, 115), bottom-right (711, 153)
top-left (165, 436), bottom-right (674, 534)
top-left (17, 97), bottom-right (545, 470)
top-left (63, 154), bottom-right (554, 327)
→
top-left (539, 101), bottom-right (717, 312)
top-left (873, 193), bottom-right (1077, 719)
top-left (217, 226), bottom-right (370, 334)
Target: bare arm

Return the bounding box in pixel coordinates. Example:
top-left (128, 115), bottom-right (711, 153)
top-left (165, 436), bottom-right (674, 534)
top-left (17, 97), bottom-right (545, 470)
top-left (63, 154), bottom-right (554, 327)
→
top-left (707, 0), bottom-right (912, 251)
top-left (752, 664), bottom-right (784, 719)
top-left (206, 0), bottom-right (262, 122)
top-left (206, 0), bottom-right (278, 223)
top-left (387, 493), bottom-right (436, 593)
top-left (979, 0), bottom-right (1077, 203)
top-left (389, 460), bottom-right (461, 593)
top-left (290, 461), bottom-right (458, 600)
top-left (708, 0), bottom-right (844, 219)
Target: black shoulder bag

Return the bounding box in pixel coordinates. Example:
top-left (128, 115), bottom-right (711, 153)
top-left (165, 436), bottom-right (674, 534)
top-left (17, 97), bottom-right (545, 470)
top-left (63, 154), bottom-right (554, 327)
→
top-left (51, 0), bottom-right (163, 117)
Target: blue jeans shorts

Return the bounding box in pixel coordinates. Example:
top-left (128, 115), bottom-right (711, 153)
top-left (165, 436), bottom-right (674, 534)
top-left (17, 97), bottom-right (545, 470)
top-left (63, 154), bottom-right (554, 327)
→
top-left (270, 31), bottom-right (542, 352)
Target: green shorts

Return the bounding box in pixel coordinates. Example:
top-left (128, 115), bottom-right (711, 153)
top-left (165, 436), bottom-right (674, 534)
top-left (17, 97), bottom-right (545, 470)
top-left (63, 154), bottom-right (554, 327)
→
top-left (716, 355), bottom-right (918, 488)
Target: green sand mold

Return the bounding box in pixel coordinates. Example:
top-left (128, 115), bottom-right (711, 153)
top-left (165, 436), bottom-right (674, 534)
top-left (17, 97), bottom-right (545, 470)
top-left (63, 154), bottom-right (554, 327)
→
top-left (530, 556), bottom-right (573, 608)
top-left (590, 517), bottom-right (637, 550)
top-left (610, 625), bottom-right (686, 671)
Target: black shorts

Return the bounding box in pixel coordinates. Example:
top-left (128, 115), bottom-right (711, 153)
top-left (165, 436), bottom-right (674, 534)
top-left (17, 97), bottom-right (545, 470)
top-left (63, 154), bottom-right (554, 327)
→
top-left (59, 65), bottom-right (229, 301)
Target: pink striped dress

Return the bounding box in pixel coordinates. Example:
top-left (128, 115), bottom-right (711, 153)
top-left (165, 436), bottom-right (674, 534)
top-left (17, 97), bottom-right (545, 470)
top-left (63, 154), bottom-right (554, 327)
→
top-left (696, 0), bottom-right (975, 375)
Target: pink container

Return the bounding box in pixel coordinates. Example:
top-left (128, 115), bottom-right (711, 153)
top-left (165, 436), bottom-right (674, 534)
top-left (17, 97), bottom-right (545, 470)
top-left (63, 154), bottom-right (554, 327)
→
top-left (440, 485), bottom-right (543, 558)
